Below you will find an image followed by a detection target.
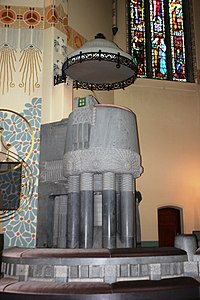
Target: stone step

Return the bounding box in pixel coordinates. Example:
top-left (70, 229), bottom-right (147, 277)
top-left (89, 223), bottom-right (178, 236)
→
top-left (0, 276), bottom-right (199, 300)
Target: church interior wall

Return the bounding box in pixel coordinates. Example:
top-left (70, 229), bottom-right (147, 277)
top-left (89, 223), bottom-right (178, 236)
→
top-left (114, 0), bottom-right (200, 243)
top-left (0, 0), bottom-right (200, 247)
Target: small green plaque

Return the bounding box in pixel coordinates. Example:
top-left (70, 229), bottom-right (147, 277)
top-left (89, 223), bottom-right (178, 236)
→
top-left (78, 97), bottom-right (86, 107)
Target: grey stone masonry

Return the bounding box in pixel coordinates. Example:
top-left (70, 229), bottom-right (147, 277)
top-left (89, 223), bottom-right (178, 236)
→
top-left (2, 247), bottom-right (199, 284)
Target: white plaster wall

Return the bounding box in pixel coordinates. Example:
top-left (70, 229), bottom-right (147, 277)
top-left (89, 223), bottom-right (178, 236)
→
top-left (114, 0), bottom-right (200, 242)
top-left (68, 0), bottom-right (113, 41)
top-left (67, 0), bottom-right (114, 104)
top-left (42, 27), bottom-right (73, 123)
top-left (114, 79), bottom-right (200, 241)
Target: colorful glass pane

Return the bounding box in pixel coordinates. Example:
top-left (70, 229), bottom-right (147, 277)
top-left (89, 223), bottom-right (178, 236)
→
top-left (168, 0), bottom-right (186, 81)
top-left (128, 0), bottom-right (188, 82)
top-left (150, 0), bottom-right (167, 79)
top-left (129, 0), bottom-right (146, 76)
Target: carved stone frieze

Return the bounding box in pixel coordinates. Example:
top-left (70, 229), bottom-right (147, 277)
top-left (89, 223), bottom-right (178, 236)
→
top-left (63, 147), bottom-right (142, 178)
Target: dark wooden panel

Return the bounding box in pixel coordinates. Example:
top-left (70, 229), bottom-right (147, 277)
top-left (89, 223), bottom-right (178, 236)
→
top-left (158, 208), bottom-right (181, 247)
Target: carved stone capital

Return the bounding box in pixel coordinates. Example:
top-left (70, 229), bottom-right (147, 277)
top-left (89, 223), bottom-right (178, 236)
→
top-left (63, 148), bottom-right (142, 178)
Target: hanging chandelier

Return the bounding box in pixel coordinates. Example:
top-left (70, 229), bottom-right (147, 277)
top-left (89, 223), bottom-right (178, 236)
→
top-left (62, 33), bottom-right (138, 91)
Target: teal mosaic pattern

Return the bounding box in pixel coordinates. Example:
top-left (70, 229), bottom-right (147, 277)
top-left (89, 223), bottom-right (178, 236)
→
top-left (0, 162), bottom-right (22, 210)
top-left (0, 98), bottom-right (41, 248)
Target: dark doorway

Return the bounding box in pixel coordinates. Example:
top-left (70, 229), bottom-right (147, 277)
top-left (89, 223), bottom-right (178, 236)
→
top-left (158, 207), bottom-right (181, 247)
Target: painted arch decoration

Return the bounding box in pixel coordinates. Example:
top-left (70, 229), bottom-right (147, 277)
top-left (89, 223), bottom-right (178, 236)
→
top-left (0, 98), bottom-right (41, 248)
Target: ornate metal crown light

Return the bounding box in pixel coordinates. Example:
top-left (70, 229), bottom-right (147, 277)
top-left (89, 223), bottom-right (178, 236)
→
top-left (62, 33), bottom-right (138, 91)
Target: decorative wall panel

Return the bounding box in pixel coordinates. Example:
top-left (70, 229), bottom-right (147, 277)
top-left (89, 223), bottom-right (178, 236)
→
top-left (0, 1), bottom-right (83, 248)
top-left (0, 98), bottom-right (41, 248)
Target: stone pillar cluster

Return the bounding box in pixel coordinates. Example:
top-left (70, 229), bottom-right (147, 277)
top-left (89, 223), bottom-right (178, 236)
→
top-left (63, 95), bottom-right (143, 249)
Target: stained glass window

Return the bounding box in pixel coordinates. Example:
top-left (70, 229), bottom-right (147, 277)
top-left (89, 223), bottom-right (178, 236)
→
top-left (128, 0), bottom-right (194, 82)
top-left (129, 0), bottom-right (146, 76)
top-left (168, 0), bottom-right (186, 80)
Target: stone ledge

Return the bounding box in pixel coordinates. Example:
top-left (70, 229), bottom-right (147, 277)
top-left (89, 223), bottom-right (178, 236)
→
top-left (0, 277), bottom-right (199, 300)
top-left (1, 247), bottom-right (191, 283)
top-left (2, 247), bottom-right (186, 259)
